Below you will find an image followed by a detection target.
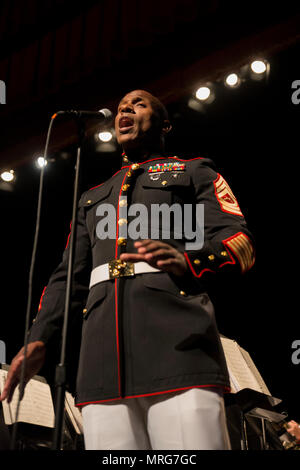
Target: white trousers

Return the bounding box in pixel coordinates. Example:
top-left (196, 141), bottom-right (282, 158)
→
top-left (81, 387), bottom-right (231, 450)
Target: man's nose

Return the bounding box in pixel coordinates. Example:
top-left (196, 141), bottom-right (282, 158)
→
top-left (120, 103), bottom-right (134, 113)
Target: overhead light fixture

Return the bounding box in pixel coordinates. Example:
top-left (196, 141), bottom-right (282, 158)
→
top-left (249, 59), bottom-right (269, 81)
top-left (195, 83), bottom-right (215, 104)
top-left (250, 60), bottom-right (267, 74)
top-left (1, 170), bottom-right (15, 182)
top-left (225, 73), bottom-right (241, 88)
top-left (196, 86), bottom-right (211, 101)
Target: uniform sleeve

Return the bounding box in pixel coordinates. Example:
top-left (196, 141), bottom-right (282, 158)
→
top-left (28, 196), bottom-right (92, 346)
top-left (184, 159), bottom-right (255, 279)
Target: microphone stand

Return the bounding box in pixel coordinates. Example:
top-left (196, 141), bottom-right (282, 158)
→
top-left (52, 117), bottom-right (85, 450)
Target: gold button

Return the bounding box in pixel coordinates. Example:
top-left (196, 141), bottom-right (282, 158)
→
top-left (131, 163), bottom-right (140, 170)
top-left (126, 171), bottom-right (132, 177)
top-left (180, 290), bottom-right (187, 296)
top-left (221, 251), bottom-right (228, 257)
top-left (193, 259), bottom-right (201, 265)
top-left (117, 237), bottom-right (127, 246)
top-left (83, 308), bottom-right (87, 315)
top-left (208, 254), bottom-right (215, 261)
top-left (161, 180), bottom-right (168, 186)
top-left (122, 184), bottom-right (130, 191)
top-left (87, 200), bottom-right (92, 204)
top-left (119, 199), bottom-right (127, 207)
top-left (118, 218), bottom-right (127, 226)
top-left (113, 268), bottom-right (120, 276)
top-left (123, 155), bottom-right (128, 163)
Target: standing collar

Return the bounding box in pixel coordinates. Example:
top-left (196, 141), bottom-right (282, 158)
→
top-left (121, 152), bottom-right (173, 169)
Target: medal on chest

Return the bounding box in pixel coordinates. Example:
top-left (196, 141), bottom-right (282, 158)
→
top-left (148, 162), bottom-right (186, 180)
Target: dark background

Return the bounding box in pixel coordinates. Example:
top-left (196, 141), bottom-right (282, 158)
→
top-left (0, 1), bottom-right (300, 422)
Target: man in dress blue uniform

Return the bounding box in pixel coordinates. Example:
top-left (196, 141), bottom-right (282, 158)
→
top-left (0, 90), bottom-right (255, 449)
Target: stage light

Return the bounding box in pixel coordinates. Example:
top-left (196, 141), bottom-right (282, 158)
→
top-left (36, 156), bottom-right (48, 168)
top-left (1, 170), bottom-right (15, 182)
top-left (225, 73), bottom-right (241, 88)
top-left (98, 131), bottom-right (113, 142)
top-left (251, 60), bottom-right (267, 74)
top-left (196, 86), bottom-right (211, 101)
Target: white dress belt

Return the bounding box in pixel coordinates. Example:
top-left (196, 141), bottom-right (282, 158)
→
top-left (89, 261), bottom-right (161, 289)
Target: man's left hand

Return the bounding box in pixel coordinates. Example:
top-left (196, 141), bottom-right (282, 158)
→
top-left (119, 240), bottom-right (188, 276)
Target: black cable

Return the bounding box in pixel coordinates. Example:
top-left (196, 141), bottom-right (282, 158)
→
top-left (10, 111), bottom-right (64, 450)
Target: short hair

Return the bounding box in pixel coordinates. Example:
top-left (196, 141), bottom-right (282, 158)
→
top-left (149, 95), bottom-right (169, 127)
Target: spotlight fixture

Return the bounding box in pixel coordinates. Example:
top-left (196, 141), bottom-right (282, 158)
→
top-left (249, 59), bottom-right (269, 81)
top-left (225, 73), bottom-right (241, 88)
top-left (250, 60), bottom-right (267, 74)
top-left (36, 156), bottom-right (48, 168)
top-left (98, 131), bottom-right (113, 142)
top-left (0, 170), bottom-right (15, 182)
top-left (196, 86), bottom-right (211, 101)
top-left (195, 83), bottom-right (215, 104)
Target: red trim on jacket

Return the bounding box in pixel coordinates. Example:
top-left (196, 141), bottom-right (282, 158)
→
top-left (121, 156), bottom-right (166, 169)
top-left (113, 171), bottom-right (130, 397)
top-left (120, 155), bottom-right (205, 169)
top-left (219, 245), bottom-right (236, 269)
top-left (38, 286), bottom-right (47, 311)
top-left (213, 173), bottom-right (244, 217)
top-left (88, 169), bottom-right (122, 191)
top-left (222, 232), bottom-right (255, 273)
top-left (65, 221), bottom-right (72, 249)
top-left (114, 279), bottom-right (122, 397)
top-left (168, 156), bottom-right (205, 162)
top-left (75, 384), bottom-right (231, 407)
top-left (184, 252), bottom-right (215, 278)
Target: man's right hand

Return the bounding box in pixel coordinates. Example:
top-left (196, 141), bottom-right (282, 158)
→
top-left (0, 341), bottom-right (46, 403)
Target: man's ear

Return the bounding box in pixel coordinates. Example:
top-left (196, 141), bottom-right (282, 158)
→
top-left (162, 120), bottom-right (172, 135)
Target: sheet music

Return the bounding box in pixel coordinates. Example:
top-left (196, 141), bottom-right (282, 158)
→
top-left (65, 392), bottom-right (83, 435)
top-left (220, 337), bottom-right (267, 394)
top-left (0, 369), bottom-right (55, 428)
top-left (239, 346), bottom-right (271, 395)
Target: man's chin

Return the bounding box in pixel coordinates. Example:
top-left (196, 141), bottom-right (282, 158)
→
top-left (118, 135), bottom-right (141, 150)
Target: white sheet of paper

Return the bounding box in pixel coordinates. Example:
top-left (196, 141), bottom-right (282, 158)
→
top-left (0, 369), bottom-right (55, 428)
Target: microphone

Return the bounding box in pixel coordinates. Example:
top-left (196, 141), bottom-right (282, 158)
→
top-left (54, 108), bottom-right (113, 121)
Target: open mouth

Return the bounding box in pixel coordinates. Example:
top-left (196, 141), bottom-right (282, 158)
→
top-left (119, 116), bottom-right (134, 133)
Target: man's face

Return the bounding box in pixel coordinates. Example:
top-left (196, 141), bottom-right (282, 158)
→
top-left (115, 90), bottom-right (159, 150)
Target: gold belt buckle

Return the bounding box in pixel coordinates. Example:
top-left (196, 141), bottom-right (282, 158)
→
top-left (109, 259), bottom-right (135, 279)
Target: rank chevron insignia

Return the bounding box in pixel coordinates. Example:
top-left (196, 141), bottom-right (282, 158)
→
top-left (148, 162), bottom-right (186, 173)
top-left (213, 174), bottom-right (243, 217)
